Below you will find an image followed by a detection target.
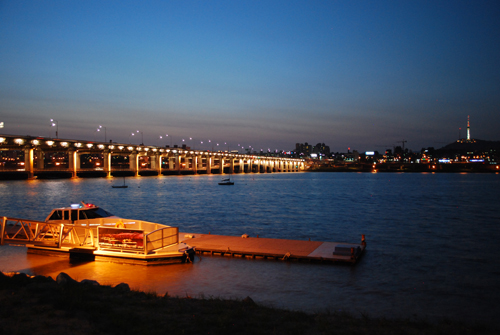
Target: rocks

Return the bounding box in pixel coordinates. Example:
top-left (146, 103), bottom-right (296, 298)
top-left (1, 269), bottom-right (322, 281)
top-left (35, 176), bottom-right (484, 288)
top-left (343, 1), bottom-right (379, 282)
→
top-left (1, 270), bottom-right (132, 295)
top-left (81, 279), bottom-right (100, 286)
top-left (56, 272), bottom-right (77, 285)
top-left (114, 283), bottom-right (131, 292)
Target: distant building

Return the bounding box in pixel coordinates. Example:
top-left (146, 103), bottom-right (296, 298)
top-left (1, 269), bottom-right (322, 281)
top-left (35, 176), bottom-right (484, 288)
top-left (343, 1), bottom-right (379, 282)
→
top-left (295, 142), bottom-right (330, 158)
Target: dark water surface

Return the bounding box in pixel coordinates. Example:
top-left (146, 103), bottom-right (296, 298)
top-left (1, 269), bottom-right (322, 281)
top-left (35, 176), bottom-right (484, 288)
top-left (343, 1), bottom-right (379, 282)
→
top-left (1, 172), bottom-right (499, 326)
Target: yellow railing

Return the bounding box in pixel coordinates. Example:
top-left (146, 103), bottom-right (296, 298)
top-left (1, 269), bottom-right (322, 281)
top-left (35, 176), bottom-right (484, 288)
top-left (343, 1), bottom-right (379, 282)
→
top-left (1, 216), bottom-right (94, 248)
top-left (144, 227), bottom-right (179, 254)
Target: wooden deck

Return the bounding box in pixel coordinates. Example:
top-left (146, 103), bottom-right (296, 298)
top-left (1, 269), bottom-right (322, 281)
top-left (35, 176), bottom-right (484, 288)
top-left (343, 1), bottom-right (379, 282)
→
top-left (179, 233), bottom-right (366, 264)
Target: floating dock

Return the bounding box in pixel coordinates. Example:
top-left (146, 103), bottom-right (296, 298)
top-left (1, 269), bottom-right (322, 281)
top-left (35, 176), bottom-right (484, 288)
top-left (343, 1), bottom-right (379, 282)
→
top-left (179, 233), bottom-right (366, 264)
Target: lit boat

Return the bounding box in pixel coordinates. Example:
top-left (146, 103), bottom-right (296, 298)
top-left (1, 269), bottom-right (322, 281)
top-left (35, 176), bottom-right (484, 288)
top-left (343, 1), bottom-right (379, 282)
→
top-left (218, 178), bottom-right (234, 185)
top-left (30, 201), bottom-right (196, 264)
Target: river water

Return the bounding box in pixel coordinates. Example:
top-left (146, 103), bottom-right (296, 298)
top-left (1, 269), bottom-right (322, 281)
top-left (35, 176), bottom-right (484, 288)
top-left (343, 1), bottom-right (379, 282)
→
top-left (1, 172), bottom-right (499, 327)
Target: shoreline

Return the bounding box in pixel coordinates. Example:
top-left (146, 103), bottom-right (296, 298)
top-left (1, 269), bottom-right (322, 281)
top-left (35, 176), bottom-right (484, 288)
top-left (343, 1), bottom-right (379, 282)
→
top-left (1, 271), bottom-right (496, 335)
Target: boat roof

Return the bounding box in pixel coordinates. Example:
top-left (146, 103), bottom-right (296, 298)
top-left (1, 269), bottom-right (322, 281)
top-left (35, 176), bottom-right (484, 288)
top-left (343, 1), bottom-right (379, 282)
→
top-left (51, 201), bottom-right (100, 211)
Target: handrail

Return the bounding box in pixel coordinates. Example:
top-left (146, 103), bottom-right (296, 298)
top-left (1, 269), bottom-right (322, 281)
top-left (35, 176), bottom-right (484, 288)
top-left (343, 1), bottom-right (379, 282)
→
top-left (144, 226), bottom-right (179, 254)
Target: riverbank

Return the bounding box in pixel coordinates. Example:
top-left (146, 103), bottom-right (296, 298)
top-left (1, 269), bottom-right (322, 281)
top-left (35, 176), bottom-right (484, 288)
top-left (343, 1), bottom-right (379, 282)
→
top-left (1, 271), bottom-right (495, 335)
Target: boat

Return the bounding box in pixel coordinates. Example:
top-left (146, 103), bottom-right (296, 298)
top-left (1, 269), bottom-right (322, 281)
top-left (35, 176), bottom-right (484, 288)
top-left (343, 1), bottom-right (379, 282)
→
top-left (112, 177), bottom-right (128, 188)
top-left (5, 201), bottom-right (195, 265)
top-left (218, 178), bottom-right (234, 185)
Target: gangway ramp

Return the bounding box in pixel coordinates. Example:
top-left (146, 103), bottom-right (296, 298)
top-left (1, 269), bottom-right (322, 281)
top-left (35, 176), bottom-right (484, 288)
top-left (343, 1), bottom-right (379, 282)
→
top-left (1, 216), bottom-right (94, 249)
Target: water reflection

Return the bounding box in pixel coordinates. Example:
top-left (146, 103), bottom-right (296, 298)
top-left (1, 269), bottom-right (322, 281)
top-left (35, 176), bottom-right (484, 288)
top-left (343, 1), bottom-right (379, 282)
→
top-left (1, 173), bottom-right (499, 327)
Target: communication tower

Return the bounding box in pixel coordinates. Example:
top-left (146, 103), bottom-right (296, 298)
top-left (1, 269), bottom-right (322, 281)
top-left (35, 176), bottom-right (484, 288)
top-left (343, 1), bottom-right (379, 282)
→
top-left (467, 115), bottom-right (470, 141)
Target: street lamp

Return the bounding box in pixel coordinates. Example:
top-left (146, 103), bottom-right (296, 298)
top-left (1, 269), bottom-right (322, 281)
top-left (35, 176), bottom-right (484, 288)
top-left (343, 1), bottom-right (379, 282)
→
top-left (50, 119), bottom-right (58, 138)
top-left (97, 125), bottom-right (106, 142)
top-left (136, 130), bottom-right (143, 145)
top-left (160, 134), bottom-right (172, 147)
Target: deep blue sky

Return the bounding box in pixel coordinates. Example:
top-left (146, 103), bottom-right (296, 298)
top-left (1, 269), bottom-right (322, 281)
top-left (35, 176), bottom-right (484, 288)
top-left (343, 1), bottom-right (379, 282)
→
top-left (1, 0), bottom-right (499, 152)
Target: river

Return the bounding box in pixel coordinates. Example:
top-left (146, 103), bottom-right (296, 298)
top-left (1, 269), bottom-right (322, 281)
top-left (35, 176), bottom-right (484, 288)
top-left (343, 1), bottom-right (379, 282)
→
top-left (1, 172), bottom-right (499, 327)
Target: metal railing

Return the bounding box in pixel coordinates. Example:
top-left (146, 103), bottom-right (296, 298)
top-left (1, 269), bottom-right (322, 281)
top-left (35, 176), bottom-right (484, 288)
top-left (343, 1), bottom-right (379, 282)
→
top-left (1, 216), bottom-right (94, 248)
top-left (144, 226), bottom-right (179, 254)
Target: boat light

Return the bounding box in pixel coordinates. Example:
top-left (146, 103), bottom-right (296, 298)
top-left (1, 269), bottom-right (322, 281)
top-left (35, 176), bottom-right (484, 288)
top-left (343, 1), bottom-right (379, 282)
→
top-left (71, 204), bottom-right (80, 209)
top-left (60, 142), bottom-right (69, 147)
top-left (14, 138), bottom-right (24, 145)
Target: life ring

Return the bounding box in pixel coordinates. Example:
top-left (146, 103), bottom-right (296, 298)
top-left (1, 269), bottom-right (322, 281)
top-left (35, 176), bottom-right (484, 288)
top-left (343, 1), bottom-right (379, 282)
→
top-left (115, 220), bottom-right (125, 228)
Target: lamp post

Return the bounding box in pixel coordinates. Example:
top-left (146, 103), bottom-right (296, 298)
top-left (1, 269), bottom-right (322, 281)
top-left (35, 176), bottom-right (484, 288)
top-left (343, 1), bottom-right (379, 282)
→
top-left (136, 130), bottom-right (143, 145)
top-left (50, 119), bottom-right (58, 138)
top-left (160, 134), bottom-right (172, 147)
top-left (97, 125), bottom-right (106, 142)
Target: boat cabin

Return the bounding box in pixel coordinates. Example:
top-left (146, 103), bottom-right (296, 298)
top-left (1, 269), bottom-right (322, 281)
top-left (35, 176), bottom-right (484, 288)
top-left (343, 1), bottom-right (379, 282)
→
top-left (45, 202), bottom-right (117, 226)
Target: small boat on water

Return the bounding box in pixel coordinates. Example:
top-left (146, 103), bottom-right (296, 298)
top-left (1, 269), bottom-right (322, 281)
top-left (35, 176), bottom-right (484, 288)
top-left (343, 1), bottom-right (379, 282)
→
top-left (112, 177), bottom-right (128, 188)
top-left (2, 201), bottom-right (195, 265)
top-left (218, 178), bottom-right (234, 185)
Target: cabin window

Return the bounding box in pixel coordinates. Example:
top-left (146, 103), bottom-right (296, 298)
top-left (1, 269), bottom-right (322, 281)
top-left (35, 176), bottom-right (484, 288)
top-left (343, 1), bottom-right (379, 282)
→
top-left (64, 211), bottom-right (69, 220)
top-left (71, 210), bottom-right (78, 221)
top-left (83, 208), bottom-right (114, 218)
top-left (79, 211), bottom-right (87, 220)
top-left (48, 210), bottom-right (62, 220)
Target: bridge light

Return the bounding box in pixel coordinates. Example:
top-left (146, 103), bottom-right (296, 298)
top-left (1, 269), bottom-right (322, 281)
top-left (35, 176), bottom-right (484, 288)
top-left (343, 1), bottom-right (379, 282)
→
top-left (86, 143), bottom-right (93, 148)
top-left (98, 144), bottom-right (105, 149)
top-left (46, 141), bottom-right (54, 146)
top-left (118, 146), bottom-right (124, 150)
top-left (60, 142), bottom-right (69, 147)
top-left (31, 139), bottom-right (40, 145)
top-left (14, 138), bottom-right (24, 145)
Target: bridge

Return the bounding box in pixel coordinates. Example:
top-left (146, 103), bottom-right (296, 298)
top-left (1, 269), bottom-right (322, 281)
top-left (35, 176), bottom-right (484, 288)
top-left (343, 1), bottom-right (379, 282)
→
top-left (0, 134), bottom-right (304, 178)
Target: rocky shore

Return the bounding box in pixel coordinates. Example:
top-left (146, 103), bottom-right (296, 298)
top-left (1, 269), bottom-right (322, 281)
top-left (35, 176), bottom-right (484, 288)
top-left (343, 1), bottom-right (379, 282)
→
top-left (0, 271), bottom-right (496, 335)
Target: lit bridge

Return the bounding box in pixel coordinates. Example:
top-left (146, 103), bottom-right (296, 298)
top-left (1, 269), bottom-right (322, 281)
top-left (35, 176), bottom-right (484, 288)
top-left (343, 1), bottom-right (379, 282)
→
top-left (0, 135), bottom-right (304, 178)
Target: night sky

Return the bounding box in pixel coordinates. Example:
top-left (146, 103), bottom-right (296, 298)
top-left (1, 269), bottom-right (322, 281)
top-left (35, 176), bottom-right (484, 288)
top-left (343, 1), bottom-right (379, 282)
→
top-left (1, 0), bottom-right (499, 153)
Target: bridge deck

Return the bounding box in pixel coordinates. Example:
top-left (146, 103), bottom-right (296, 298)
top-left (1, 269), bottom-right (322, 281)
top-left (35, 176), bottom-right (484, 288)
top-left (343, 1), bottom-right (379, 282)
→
top-left (179, 233), bottom-right (365, 264)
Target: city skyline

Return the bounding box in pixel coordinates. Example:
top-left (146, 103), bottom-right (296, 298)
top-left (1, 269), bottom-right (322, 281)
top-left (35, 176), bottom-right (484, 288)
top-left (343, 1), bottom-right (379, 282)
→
top-left (1, 1), bottom-right (499, 153)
